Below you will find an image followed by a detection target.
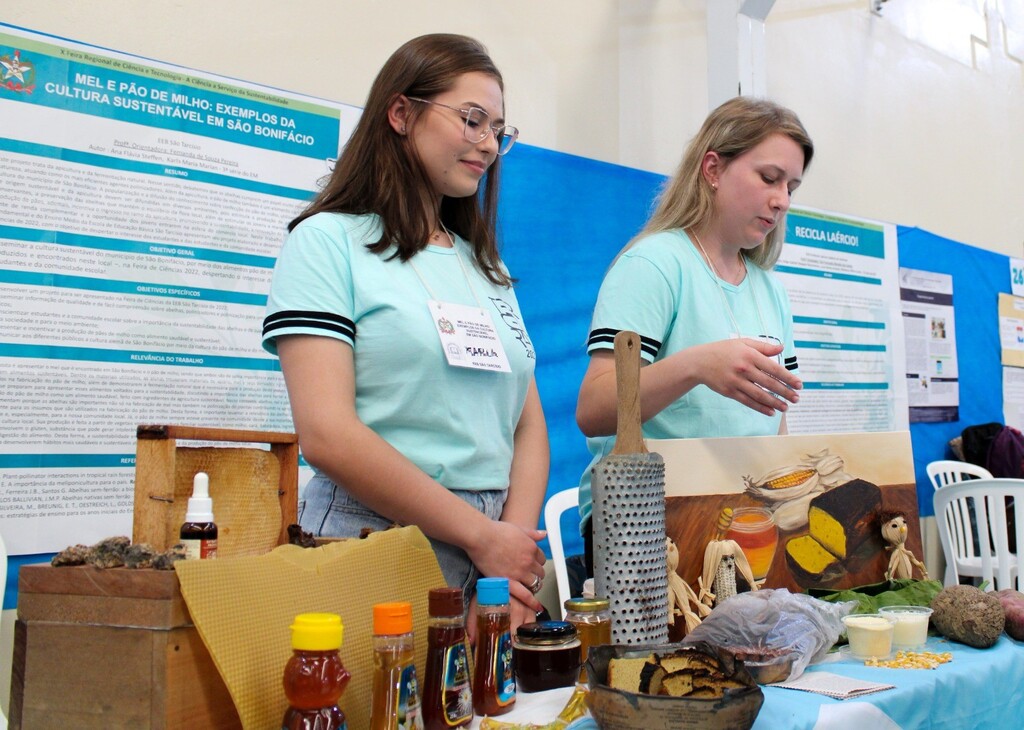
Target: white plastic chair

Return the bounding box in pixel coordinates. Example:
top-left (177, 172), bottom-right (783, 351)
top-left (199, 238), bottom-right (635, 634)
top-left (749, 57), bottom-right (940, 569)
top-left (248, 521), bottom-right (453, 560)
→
top-left (543, 487), bottom-right (580, 618)
top-left (926, 459), bottom-right (993, 490)
top-left (927, 460), bottom-right (995, 586)
top-left (933, 478), bottom-right (1023, 591)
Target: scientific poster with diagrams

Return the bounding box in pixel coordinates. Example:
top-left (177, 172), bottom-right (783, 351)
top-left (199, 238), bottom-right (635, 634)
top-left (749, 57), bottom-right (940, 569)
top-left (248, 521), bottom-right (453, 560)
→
top-left (775, 206), bottom-right (909, 435)
top-left (0, 24), bottom-right (360, 553)
top-left (899, 268), bottom-right (959, 423)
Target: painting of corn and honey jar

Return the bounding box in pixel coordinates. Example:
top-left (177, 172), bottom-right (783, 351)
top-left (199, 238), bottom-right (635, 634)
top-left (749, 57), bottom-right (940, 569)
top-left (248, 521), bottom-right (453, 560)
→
top-left (656, 431), bottom-right (922, 626)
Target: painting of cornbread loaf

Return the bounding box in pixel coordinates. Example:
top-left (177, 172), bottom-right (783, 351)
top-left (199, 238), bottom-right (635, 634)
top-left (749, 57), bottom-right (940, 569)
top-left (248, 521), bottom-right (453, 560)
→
top-left (656, 431), bottom-right (920, 596)
top-left (783, 478), bottom-right (882, 586)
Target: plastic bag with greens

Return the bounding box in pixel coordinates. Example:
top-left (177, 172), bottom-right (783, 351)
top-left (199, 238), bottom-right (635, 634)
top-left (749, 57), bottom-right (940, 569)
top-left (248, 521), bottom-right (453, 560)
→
top-left (681, 588), bottom-right (856, 682)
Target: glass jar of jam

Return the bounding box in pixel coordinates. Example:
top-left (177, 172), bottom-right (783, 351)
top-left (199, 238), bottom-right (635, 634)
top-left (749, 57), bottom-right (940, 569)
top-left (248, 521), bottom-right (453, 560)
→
top-left (563, 597), bottom-right (611, 682)
top-left (512, 621), bottom-right (581, 693)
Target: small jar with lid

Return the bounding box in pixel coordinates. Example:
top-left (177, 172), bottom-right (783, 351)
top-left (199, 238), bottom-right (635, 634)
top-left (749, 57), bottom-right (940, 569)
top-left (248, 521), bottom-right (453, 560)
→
top-left (563, 596), bottom-right (611, 682)
top-left (512, 621), bottom-right (581, 693)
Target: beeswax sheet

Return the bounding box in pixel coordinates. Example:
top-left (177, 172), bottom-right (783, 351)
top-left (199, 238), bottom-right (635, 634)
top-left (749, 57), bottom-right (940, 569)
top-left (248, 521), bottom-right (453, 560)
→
top-left (175, 525), bottom-right (444, 729)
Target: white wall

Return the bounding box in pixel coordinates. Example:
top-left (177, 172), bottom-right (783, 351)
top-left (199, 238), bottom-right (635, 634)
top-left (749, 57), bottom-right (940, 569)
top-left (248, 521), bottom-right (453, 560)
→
top-left (7, 0), bottom-right (1022, 254)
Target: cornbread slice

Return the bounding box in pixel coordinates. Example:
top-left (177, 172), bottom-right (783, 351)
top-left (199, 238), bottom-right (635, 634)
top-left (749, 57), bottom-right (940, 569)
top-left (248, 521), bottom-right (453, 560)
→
top-left (656, 651), bottom-right (721, 675)
top-left (607, 656), bottom-right (656, 692)
top-left (807, 478), bottom-right (882, 559)
top-left (659, 670), bottom-right (695, 697)
top-left (785, 534), bottom-right (842, 583)
top-left (639, 663), bottom-right (668, 694)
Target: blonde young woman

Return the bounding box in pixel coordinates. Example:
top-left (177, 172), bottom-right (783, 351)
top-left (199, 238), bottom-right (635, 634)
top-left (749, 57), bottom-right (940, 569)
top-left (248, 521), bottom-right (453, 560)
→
top-left (576, 97), bottom-right (814, 574)
top-left (262, 34), bottom-right (549, 633)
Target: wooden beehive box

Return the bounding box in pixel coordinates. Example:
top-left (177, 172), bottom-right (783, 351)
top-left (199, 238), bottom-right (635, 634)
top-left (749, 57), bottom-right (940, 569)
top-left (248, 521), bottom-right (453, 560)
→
top-left (9, 425), bottom-right (299, 729)
top-left (131, 425), bottom-right (299, 556)
top-left (11, 566), bottom-right (240, 729)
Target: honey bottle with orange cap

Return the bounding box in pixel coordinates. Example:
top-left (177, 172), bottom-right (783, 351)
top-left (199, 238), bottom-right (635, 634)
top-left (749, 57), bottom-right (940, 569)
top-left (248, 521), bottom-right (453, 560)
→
top-left (370, 602), bottom-right (423, 729)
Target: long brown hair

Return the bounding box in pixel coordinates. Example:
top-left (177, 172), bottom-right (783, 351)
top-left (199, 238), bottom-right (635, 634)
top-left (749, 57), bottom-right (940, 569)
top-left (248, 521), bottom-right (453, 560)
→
top-left (638, 96), bottom-right (813, 269)
top-left (290, 34), bottom-right (511, 286)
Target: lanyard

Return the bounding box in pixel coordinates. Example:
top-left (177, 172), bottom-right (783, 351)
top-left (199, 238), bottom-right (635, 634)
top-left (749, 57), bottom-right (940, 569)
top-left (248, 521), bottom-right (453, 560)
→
top-left (406, 224), bottom-right (511, 373)
top-left (690, 231), bottom-right (773, 340)
top-left (407, 224), bottom-right (484, 309)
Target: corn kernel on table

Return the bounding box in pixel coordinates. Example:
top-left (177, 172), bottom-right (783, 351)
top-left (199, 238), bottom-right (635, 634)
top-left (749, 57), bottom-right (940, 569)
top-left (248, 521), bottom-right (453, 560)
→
top-left (471, 636), bottom-right (1024, 729)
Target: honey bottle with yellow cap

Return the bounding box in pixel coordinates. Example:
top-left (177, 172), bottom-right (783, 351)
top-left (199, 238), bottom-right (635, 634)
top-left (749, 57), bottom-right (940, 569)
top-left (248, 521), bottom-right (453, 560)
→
top-left (282, 613), bottom-right (350, 730)
top-left (370, 602), bottom-right (423, 730)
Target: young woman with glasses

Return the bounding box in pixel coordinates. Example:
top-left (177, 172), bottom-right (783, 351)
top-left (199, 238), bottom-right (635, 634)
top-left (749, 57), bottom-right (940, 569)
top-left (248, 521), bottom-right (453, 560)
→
top-left (262, 34), bottom-right (548, 632)
top-left (575, 97), bottom-right (814, 575)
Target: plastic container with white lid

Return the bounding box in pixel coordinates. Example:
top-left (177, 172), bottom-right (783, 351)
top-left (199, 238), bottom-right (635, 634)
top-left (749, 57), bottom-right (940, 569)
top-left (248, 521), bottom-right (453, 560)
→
top-left (878, 605), bottom-right (933, 649)
top-left (842, 613), bottom-right (895, 659)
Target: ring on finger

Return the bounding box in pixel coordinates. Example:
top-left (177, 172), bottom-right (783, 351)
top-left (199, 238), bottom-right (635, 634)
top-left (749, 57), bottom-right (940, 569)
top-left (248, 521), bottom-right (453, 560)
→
top-left (529, 574), bottom-right (542, 593)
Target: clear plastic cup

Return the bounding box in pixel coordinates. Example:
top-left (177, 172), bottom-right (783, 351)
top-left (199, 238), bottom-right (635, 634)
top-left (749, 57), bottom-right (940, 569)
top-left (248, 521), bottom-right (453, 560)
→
top-left (842, 613), bottom-right (895, 659)
top-left (878, 605), bottom-right (933, 649)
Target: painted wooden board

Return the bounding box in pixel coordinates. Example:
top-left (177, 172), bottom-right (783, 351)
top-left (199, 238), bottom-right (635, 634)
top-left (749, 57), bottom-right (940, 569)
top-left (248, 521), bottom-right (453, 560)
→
top-left (652, 431), bottom-right (923, 595)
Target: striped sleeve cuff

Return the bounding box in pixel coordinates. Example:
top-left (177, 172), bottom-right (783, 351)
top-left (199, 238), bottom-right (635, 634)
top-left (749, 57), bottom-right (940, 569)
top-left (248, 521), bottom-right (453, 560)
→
top-left (586, 328), bottom-right (661, 360)
top-left (263, 310), bottom-right (356, 342)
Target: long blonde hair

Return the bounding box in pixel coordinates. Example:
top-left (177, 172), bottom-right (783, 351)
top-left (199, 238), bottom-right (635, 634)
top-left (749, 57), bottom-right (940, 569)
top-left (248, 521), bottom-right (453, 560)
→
top-left (635, 96), bottom-right (813, 269)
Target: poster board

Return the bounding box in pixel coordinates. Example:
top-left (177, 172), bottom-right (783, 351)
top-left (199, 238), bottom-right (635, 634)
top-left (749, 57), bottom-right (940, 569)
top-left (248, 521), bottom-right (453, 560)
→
top-left (777, 207), bottom-right (909, 435)
top-left (0, 23), bottom-right (357, 554)
top-left (655, 431), bottom-right (920, 595)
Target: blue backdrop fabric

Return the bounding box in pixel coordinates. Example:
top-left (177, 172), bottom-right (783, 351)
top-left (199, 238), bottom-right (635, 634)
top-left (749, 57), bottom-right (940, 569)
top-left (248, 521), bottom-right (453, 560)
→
top-left (897, 226), bottom-right (1009, 517)
top-left (499, 145), bottom-right (664, 559)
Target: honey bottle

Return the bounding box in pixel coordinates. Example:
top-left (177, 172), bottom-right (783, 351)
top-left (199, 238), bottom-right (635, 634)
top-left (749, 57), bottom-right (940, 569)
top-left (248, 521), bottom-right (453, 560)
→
top-left (281, 613), bottom-right (350, 730)
top-left (472, 577), bottom-right (515, 715)
top-left (563, 596), bottom-right (611, 682)
top-left (423, 587), bottom-right (472, 729)
top-left (370, 602), bottom-right (424, 730)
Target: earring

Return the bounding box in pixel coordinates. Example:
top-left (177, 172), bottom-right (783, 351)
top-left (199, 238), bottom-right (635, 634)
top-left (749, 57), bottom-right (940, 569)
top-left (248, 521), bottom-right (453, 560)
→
top-left (712, 182), bottom-right (718, 190)
top-left (401, 125), bottom-right (407, 134)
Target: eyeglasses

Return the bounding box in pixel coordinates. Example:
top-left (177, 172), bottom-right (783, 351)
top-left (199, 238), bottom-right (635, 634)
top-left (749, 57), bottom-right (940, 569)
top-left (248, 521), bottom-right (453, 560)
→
top-left (407, 97), bottom-right (519, 155)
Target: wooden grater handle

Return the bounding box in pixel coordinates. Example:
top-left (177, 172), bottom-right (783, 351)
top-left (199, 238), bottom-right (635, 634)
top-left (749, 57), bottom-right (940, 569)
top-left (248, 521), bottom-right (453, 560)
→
top-left (610, 330), bottom-right (647, 455)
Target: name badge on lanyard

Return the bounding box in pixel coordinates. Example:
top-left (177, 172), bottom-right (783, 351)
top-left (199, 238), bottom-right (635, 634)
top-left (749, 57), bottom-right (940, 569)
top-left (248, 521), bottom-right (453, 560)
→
top-left (429, 299), bottom-right (511, 372)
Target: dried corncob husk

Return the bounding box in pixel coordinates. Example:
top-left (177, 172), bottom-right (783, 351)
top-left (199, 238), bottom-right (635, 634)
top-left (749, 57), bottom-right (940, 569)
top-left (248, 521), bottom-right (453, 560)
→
top-left (744, 466), bottom-right (819, 502)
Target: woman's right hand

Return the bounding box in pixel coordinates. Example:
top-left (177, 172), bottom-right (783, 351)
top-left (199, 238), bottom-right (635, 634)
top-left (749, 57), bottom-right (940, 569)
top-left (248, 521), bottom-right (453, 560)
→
top-left (467, 520), bottom-right (546, 612)
top-left (692, 337), bottom-right (801, 416)
top-left (578, 338), bottom-right (803, 437)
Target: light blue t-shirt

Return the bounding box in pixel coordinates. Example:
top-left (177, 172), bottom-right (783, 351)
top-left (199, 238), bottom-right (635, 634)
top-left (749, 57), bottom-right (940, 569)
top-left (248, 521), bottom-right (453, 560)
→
top-left (262, 212), bottom-right (536, 491)
top-left (579, 229), bottom-right (798, 524)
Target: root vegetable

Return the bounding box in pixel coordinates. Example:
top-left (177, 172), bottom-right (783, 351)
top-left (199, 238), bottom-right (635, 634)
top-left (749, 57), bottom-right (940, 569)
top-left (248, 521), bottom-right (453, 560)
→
top-left (930, 585), bottom-right (1005, 648)
top-left (995, 589), bottom-right (1024, 641)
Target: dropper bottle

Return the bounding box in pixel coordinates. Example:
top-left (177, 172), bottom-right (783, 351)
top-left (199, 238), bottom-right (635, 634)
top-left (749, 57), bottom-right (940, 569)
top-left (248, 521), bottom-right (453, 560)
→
top-left (180, 471), bottom-right (218, 560)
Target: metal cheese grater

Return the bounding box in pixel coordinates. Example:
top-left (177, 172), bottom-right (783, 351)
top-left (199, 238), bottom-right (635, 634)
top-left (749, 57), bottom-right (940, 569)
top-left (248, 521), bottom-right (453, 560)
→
top-left (592, 331), bottom-right (669, 645)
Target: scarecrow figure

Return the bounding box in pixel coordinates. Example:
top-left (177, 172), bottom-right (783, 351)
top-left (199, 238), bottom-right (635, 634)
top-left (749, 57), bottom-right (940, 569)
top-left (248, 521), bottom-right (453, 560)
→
top-left (881, 511), bottom-right (930, 581)
top-left (698, 539), bottom-right (759, 609)
top-left (666, 537), bottom-right (709, 632)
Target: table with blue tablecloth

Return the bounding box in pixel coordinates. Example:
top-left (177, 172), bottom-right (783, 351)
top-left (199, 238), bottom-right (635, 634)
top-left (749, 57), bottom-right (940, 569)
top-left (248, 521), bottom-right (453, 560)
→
top-left (754, 636), bottom-right (1024, 730)
top-left (472, 636), bottom-right (1024, 729)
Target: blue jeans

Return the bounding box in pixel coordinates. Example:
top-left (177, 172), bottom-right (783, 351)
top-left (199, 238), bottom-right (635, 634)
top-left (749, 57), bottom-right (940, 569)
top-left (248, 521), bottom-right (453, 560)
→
top-left (299, 472), bottom-right (507, 598)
